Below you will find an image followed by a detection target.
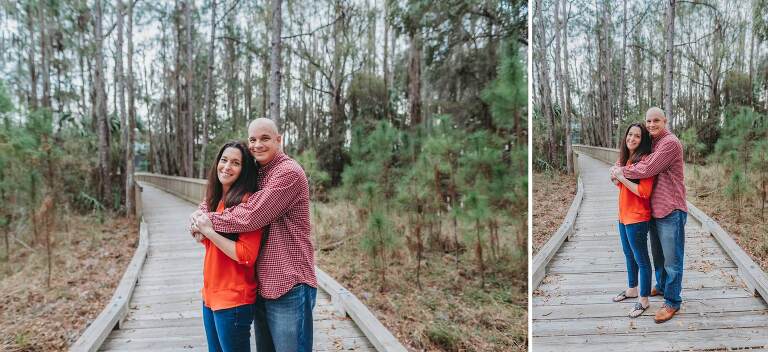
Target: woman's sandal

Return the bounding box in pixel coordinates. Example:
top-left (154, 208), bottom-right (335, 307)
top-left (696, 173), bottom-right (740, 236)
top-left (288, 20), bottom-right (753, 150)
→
top-left (612, 290), bottom-right (638, 302)
top-left (629, 302), bottom-right (649, 318)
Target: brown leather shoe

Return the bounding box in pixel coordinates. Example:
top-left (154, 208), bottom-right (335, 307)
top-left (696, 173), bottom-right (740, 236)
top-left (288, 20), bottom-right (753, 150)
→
top-left (654, 304), bottom-right (679, 323)
top-left (650, 287), bottom-right (663, 297)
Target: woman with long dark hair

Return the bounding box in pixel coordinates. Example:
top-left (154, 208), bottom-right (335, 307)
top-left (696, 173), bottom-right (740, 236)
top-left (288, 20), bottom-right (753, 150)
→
top-left (611, 123), bottom-right (655, 318)
top-left (193, 141), bottom-right (263, 351)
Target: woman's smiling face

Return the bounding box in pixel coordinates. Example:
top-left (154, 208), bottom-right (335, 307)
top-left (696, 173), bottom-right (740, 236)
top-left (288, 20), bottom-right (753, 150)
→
top-left (217, 147), bottom-right (243, 190)
top-left (626, 126), bottom-right (642, 152)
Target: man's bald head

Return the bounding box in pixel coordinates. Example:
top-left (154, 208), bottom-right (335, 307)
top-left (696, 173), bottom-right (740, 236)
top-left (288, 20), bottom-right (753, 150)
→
top-left (249, 118), bottom-right (280, 135)
top-left (644, 107), bottom-right (668, 138)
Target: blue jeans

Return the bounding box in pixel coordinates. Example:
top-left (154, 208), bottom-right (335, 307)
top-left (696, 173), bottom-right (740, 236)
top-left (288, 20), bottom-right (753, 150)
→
top-left (254, 284), bottom-right (317, 352)
top-left (650, 210), bottom-right (687, 309)
top-left (202, 303), bottom-right (255, 352)
top-left (618, 221), bottom-right (652, 297)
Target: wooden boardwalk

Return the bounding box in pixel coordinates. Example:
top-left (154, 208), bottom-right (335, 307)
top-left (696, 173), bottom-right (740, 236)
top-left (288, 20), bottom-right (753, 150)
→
top-left (99, 183), bottom-right (375, 351)
top-left (532, 153), bottom-right (768, 351)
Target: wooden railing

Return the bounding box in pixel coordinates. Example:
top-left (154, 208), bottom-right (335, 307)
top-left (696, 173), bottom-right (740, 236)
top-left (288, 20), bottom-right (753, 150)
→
top-left (70, 183), bottom-right (148, 352)
top-left (532, 175), bottom-right (584, 288)
top-left (130, 172), bottom-right (408, 352)
top-left (134, 172), bottom-right (207, 204)
top-left (572, 145), bottom-right (768, 299)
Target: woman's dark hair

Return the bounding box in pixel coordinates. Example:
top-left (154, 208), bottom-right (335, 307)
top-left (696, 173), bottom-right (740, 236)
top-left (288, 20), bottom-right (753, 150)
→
top-left (205, 141), bottom-right (259, 212)
top-left (619, 123), bottom-right (652, 166)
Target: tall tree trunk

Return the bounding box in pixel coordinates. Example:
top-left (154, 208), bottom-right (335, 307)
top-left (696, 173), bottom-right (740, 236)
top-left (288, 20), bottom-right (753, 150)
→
top-left (560, 0), bottom-right (573, 174)
top-left (26, 4), bottom-right (38, 110)
top-left (117, 0), bottom-right (127, 190)
top-left (535, 0), bottom-right (555, 159)
top-left (408, 30), bottom-right (422, 127)
top-left (617, 0), bottom-right (627, 146)
top-left (383, 0), bottom-right (390, 122)
top-left (184, 0), bottom-right (194, 177)
top-left (269, 0), bottom-right (283, 129)
top-left (199, 0), bottom-right (217, 178)
top-left (663, 0), bottom-right (676, 121)
top-left (597, 0), bottom-right (614, 147)
top-left (38, 1), bottom-right (51, 109)
top-left (126, 0), bottom-right (136, 216)
top-left (94, 0), bottom-right (111, 205)
top-left (632, 33), bottom-right (643, 112)
top-left (553, 0), bottom-right (565, 160)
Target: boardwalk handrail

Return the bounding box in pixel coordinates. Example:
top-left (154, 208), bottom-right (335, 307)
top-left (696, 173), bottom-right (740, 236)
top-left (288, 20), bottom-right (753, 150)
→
top-left (135, 172), bottom-right (408, 352)
top-left (316, 268), bottom-right (408, 352)
top-left (574, 144), bottom-right (768, 300)
top-left (532, 173), bottom-right (584, 289)
top-left (70, 184), bottom-right (149, 352)
top-left (134, 172), bottom-right (206, 204)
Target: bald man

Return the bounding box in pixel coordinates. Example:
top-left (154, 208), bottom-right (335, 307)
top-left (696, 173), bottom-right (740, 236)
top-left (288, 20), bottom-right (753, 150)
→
top-left (610, 107), bottom-right (687, 323)
top-left (192, 118), bottom-right (317, 351)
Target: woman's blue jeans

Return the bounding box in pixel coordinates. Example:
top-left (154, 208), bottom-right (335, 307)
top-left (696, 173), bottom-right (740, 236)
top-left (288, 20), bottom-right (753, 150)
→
top-left (618, 221), bottom-right (652, 297)
top-left (202, 303), bottom-right (255, 352)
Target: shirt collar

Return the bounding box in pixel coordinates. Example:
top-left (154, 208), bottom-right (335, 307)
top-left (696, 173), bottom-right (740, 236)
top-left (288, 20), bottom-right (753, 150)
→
top-left (653, 128), bottom-right (670, 142)
top-left (259, 152), bottom-right (286, 173)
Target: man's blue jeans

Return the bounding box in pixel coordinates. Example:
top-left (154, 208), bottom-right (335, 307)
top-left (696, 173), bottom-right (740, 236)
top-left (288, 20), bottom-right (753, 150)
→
top-left (202, 303), bottom-right (255, 352)
top-left (618, 221), bottom-right (652, 297)
top-left (254, 284), bottom-right (317, 352)
top-left (649, 210), bottom-right (687, 309)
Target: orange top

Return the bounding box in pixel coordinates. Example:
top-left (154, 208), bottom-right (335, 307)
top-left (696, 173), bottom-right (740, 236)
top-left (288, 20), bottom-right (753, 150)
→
top-left (201, 195), bottom-right (263, 310)
top-left (618, 161), bottom-right (655, 225)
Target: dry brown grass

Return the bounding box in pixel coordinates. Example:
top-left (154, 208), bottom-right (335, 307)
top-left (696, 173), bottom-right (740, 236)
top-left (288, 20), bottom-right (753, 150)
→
top-left (532, 171), bottom-right (577, 255)
top-left (0, 214), bottom-right (138, 351)
top-left (686, 163), bottom-right (768, 270)
top-left (312, 201), bottom-right (527, 352)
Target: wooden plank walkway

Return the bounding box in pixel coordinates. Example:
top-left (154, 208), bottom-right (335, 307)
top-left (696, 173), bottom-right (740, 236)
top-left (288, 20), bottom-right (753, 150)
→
top-left (532, 153), bottom-right (768, 351)
top-left (99, 183), bottom-right (374, 351)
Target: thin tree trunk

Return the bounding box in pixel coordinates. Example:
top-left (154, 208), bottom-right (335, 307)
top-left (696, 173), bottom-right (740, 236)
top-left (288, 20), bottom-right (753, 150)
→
top-left (663, 0), bottom-right (676, 121)
top-left (408, 30), bottom-right (422, 127)
top-left (26, 4), bottom-right (38, 110)
top-left (383, 0), bottom-right (390, 122)
top-left (200, 0), bottom-right (216, 178)
top-left (94, 0), bottom-right (111, 205)
top-left (184, 0), bottom-right (194, 177)
top-left (126, 0), bottom-right (136, 216)
top-left (38, 2), bottom-right (51, 109)
top-left (535, 0), bottom-right (555, 159)
top-left (617, 0), bottom-right (627, 146)
top-left (117, 0), bottom-right (127, 206)
top-left (561, 0), bottom-right (573, 174)
top-left (269, 0), bottom-right (283, 129)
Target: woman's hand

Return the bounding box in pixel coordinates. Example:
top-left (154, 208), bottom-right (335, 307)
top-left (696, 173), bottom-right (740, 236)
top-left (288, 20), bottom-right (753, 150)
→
top-left (611, 167), bottom-right (625, 181)
top-left (192, 213), bottom-right (216, 240)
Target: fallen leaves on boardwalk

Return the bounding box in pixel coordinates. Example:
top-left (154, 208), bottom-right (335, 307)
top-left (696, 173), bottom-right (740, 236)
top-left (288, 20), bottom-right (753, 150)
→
top-left (0, 215), bottom-right (138, 351)
top-left (533, 171), bottom-right (578, 255)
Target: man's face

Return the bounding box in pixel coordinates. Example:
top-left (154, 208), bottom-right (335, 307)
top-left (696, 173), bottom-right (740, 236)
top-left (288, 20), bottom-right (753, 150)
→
top-left (248, 124), bottom-right (282, 166)
top-left (645, 113), bottom-right (667, 138)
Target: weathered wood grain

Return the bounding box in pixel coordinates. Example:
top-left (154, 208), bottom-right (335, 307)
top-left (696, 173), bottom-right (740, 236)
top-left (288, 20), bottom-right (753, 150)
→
top-left (532, 152), bottom-right (768, 350)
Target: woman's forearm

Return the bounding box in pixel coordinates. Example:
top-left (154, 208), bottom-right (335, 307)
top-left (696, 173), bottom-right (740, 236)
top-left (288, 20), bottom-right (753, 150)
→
top-left (202, 229), bottom-right (238, 261)
top-left (618, 176), bottom-right (642, 197)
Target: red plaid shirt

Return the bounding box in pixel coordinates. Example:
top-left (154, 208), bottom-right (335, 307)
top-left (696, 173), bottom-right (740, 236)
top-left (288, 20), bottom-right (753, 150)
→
top-left (621, 129), bottom-right (687, 218)
top-left (202, 152), bottom-right (317, 299)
